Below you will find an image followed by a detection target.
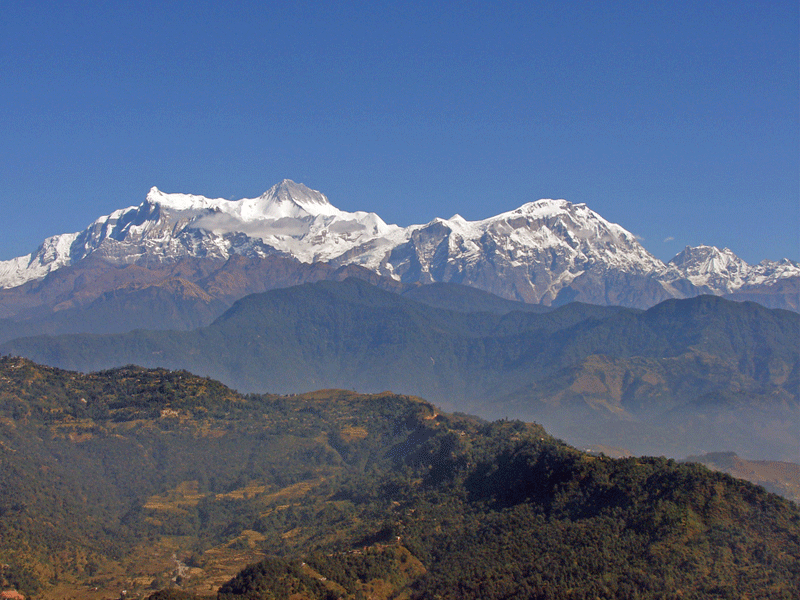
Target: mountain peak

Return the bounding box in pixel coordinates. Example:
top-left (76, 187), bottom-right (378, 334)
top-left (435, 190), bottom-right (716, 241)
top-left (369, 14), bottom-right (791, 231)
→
top-left (258, 179), bottom-right (337, 216)
top-left (669, 245), bottom-right (743, 267)
top-left (661, 245), bottom-right (751, 293)
top-left (145, 186), bottom-right (167, 205)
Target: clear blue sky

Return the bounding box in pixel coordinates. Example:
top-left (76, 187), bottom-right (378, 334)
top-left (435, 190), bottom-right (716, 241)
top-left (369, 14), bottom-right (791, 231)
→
top-left (2, 0), bottom-right (797, 264)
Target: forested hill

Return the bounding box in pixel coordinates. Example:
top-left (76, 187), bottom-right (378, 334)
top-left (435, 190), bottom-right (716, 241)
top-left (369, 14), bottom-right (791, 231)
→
top-left (3, 279), bottom-right (799, 460)
top-left (0, 357), bottom-right (798, 600)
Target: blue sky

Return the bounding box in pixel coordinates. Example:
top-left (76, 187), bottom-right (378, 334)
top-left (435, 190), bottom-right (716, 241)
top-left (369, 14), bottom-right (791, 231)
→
top-left (2, 0), bottom-right (797, 264)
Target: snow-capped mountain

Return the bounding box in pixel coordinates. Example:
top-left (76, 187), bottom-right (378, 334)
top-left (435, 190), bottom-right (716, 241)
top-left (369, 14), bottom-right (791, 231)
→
top-left (0, 180), bottom-right (797, 309)
top-left (358, 199), bottom-right (668, 305)
top-left (657, 245), bottom-right (800, 298)
top-left (0, 180), bottom-right (399, 289)
top-left (660, 245), bottom-right (752, 294)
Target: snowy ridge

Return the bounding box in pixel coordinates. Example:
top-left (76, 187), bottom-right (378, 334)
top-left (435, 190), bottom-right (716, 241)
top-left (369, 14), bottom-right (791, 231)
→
top-left (0, 180), bottom-right (401, 286)
top-left (0, 181), bottom-right (797, 307)
top-left (659, 245), bottom-right (799, 295)
top-left (0, 232), bottom-right (80, 289)
top-left (350, 198), bottom-right (670, 304)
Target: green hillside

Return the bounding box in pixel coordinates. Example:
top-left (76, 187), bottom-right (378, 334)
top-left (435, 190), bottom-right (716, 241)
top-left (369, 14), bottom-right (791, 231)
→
top-left (0, 357), bottom-right (797, 600)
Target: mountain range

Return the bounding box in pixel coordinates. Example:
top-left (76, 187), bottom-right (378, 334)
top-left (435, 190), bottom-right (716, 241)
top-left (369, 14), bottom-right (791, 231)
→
top-left (0, 181), bottom-right (797, 333)
top-left (4, 278), bottom-right (797, 461)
